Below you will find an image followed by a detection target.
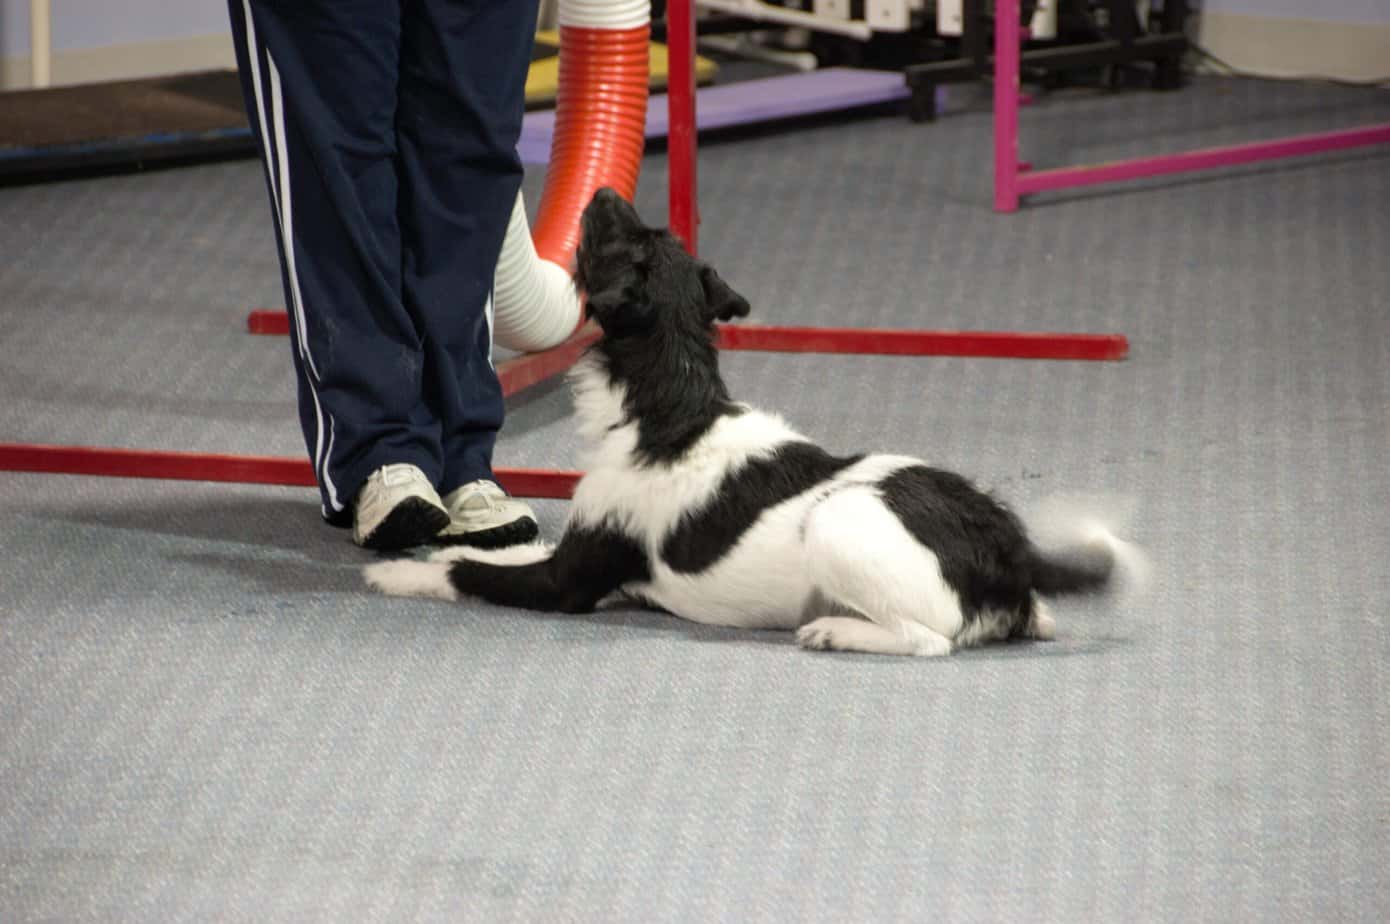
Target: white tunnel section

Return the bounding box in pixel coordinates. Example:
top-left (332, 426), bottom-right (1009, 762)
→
top-left (558, 0), bottom-right (651, 28)
top-left (489, 0), bottom-right (651, 352)
top-left (492, 191), bottom-right (582, 352)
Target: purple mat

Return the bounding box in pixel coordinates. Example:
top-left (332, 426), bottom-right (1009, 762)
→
top-left (517, 67), bottom-right (909, 165)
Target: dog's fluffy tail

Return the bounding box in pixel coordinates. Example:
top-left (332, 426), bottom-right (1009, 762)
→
top-left (1024, 495), bottom-right (1150, 598)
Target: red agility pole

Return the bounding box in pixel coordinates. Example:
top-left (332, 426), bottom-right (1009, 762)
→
top-left (252, 309), bottom-right (1128, 361)
top-left (666, 0), bottom-right (698, 253)
top-left (993, 0), bottom-right (1390, 212)
top-left (0, 443), bottom-right (582, 499)
top-left (717, 325), bottom-right (1128, 361)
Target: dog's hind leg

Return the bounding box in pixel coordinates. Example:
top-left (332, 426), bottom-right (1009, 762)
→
top-left (796, 488), bottom-right (961, 657)
top-left (1026, 597), bottom-right (1057, 640)
top-left (797, 614), bottom-right (951, 657)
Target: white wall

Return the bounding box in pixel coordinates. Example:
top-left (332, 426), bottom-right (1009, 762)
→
top-left (0, 0), bottom-right (233, 88)
top-left (1203, 1), bottom-right (1390, 24)
top-left (1197, 0), bottom-right (1390, 80)
top-left (1, 0), bottom-right (228, 56)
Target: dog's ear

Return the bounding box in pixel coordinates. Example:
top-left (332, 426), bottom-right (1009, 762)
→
top-left (700, 265), bottom-right (751, 323)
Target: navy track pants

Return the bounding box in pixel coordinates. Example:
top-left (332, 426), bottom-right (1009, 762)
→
top-left (227, 0), bottom-right (538, 525)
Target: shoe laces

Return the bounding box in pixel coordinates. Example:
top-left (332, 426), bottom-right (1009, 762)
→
top-left (455, 479), bottom-right (506, 513)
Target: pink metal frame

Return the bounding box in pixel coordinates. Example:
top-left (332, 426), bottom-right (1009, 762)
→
top-left (993, 0), bottom-right (1390, 212)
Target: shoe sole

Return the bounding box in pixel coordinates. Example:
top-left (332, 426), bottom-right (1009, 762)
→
top-left (433, 516), bottom-right (540, 550)
top-left (359, 498), bottom-right (452, 551)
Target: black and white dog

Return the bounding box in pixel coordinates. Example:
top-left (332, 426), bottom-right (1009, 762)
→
top-left (365, 188), bottom-right (1145, 656)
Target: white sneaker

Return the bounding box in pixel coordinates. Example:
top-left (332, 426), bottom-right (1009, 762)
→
top-left (435, 479), bottom-right (539, 549)
top-left (352, 463), bottom-right (451, 551)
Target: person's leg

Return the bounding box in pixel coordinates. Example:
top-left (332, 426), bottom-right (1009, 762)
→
top-left (228, 0), bottom-right (449, 534)
top-left (396, 0), bottom-right (542, 547)
top-left (396, 0), bottom-right (539, 492)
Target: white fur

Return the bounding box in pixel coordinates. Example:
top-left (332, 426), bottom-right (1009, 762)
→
top-left (428, 541), bottom-right (554, 566)
top-left (363, 559), bottom-right (458, 602)
top-left (568, 356), bottom-right (810, 541)
top-left (798, 486), bottom-right (963, 650)
top-left (797, 616), bottom-right (952, 657)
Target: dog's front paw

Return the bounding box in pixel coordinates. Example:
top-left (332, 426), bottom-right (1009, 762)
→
top-left (796, 618), bottom-right (841, 651)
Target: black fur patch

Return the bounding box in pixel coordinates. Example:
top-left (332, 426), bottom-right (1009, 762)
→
top-left (589, 332), bottom-right (745, 464)
top-left (575, 187), bottom-right (752, 464)
top-left (877, 465), bottom-right (1036, 630)
top-left (449, 523), bottom-right (650, 613)
top-left (1027, 544), bottom-right (1114, 595)
top-left (662, 441), bottom-right (863, 573)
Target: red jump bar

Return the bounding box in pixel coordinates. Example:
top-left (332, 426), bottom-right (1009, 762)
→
top-left (0, 443), bottom-right (582, 499)
top-left (716, 324), bottom-right (1128, 360)
top-left (251, 310), bottom-right (1127, 363)
top-left (494, 325), bottom-right (601, 395)
top-left (246, 309), bottom-right (291, 335)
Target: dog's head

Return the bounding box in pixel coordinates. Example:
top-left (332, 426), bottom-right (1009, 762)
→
top-left (574, 187), bottom-right (750, 340)
top-left (571, 188), bottom-right (751, 463)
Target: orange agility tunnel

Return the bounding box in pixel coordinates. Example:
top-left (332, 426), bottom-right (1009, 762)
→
top-left (490, 0), bottom-right (651, 351)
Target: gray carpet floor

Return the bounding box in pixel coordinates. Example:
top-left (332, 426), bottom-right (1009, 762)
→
top-left (2, 75), bottom-right (1389, 922)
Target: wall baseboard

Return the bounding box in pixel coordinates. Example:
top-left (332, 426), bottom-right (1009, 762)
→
top-left (1, 34), bottom-right (236, 91)
top-left (1196, 12), bottom-right (1390, 83)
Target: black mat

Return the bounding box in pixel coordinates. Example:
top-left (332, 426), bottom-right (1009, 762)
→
top-left (0, 70), bottom-right (255, 184)
top-left (0, 40), bottom-right (727, 186)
